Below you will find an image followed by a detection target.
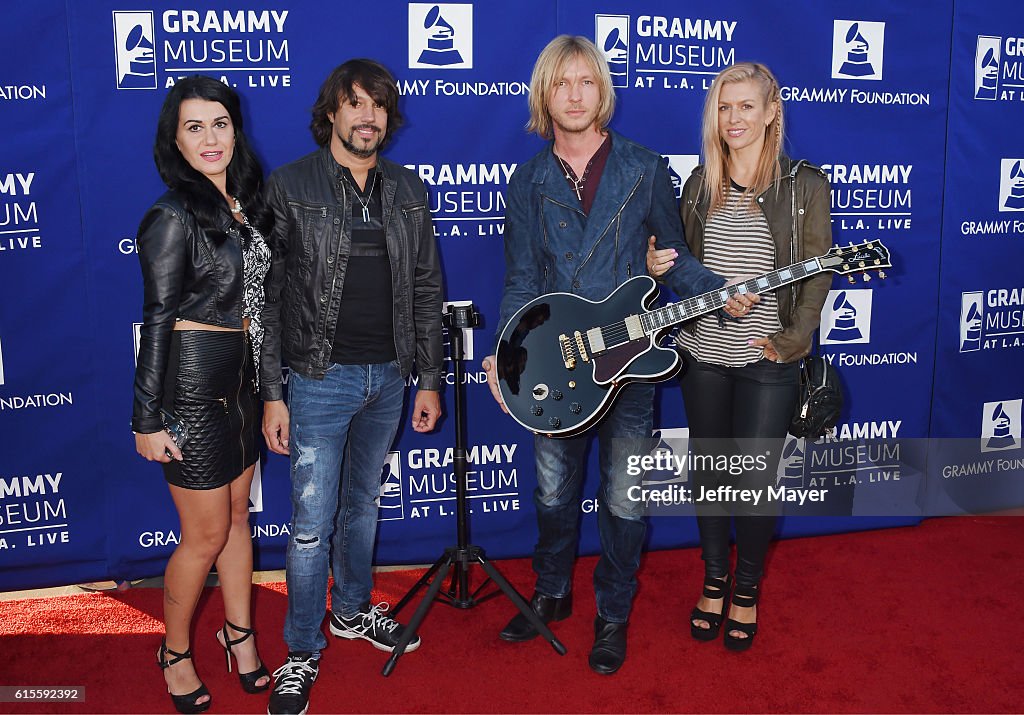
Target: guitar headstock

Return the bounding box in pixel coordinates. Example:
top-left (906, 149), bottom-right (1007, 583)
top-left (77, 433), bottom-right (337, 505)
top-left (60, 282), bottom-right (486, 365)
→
top-left (819, 240), bottom-right (892, 283)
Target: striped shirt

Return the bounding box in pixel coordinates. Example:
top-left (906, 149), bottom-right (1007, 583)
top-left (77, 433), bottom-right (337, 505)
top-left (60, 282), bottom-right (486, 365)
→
top-left (677, 186), bottom-right (783, 367)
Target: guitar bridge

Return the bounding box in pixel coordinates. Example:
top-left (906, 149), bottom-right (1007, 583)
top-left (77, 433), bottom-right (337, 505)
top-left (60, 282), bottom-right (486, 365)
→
top-left (574, 331), bottom-right (590, 362)
top-left (558, 333), bottom-right (577, 370)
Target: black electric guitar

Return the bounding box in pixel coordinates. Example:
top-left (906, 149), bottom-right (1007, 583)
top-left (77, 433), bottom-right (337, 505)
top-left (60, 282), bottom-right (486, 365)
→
top-left (496, 240), bottom-right (891, 437)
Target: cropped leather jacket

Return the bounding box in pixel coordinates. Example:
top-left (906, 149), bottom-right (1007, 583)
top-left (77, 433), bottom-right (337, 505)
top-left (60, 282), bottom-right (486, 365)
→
top-left (260, 149), bottom-right (443, 400)
top-left (131, 191), bottom-right (247, 433)
top-left (679, 157), bottom-right (833, 362)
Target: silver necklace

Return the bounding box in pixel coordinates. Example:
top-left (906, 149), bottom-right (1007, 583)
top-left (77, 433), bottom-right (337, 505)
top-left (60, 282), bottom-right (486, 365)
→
top-left (555, 154), bottom-right (595, 202)
top-left (345, 171), bottom-right (378, 223)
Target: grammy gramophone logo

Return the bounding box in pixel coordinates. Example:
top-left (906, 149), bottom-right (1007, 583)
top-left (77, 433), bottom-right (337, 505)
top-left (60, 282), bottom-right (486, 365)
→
top-left (975, 36), bottom-right (1001, 100)
top-left (822, 289), bottom-right (872, 345)
top-left (832, 20), bottom-right (884, 81)
top-left (112, 11), bottom-right (157, 90)
top-left (377, 451), bottom-right (405, 521)
top-left (980, 400), bottom-right (1021, 453)
top-left (661, 155), bottom-right (700, 201)
top-left (408, 4), bottom-right (472, 69)
top-left (776, 436), bottom-right (806, 488)
top-left (959, 292), bottom-right (984, 353)
top-left (999, 159), bottom-right (1024, 212)
top-left (595, 14), bottom-right (630, 88)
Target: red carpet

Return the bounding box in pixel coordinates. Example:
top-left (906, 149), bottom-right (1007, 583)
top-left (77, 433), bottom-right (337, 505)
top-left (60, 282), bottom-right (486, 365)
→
top-left (1, 516), bottom-right (1021, 713)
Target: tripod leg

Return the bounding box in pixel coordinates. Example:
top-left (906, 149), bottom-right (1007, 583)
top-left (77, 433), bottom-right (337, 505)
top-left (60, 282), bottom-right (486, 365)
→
top-left (391, 551), bottom-right (449, 617)
top-left (382, 555), bottom-right (454, 676)
top-left (475, 555), bottom-right (567, 656)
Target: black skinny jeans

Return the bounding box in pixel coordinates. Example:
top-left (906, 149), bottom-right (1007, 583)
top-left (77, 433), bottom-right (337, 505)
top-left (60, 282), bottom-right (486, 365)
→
top-left (680, 350), bottom-right (799, 590)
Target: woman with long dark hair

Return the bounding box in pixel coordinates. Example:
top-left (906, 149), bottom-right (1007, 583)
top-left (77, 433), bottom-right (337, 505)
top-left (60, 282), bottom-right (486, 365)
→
top-left (131, 75), bottom-right (273, 712)
top-left (648, 62), bottom-right (832, 651)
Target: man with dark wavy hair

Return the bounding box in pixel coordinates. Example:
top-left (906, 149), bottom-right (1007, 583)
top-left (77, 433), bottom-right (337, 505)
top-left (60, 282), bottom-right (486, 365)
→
top-left (262, 58), bottom-right (443, 715)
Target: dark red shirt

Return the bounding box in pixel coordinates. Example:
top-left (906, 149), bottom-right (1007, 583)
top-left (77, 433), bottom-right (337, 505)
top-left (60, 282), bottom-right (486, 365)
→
top-left (557, 134), bottom-right (612, 216)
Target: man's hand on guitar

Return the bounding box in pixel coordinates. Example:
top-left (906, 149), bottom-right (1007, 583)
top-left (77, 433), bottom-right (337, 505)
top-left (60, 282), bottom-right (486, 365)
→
top-left (723, 275), bottom-right (760, 317)
top-left (481, 355), bottom-right (509, 414)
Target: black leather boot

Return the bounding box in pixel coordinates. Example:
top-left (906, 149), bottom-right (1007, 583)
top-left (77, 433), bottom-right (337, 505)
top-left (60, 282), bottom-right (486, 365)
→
top-left (499, 591), bottom-right (572, 642)
top-left (588, 616), bottom-right (627, 675)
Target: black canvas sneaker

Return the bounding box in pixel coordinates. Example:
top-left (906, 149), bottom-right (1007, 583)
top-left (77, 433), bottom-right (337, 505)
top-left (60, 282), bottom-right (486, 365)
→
top-left (329, 602), bottom-right (421, 653)
top-left (267, 652), bottom-right (319, 715)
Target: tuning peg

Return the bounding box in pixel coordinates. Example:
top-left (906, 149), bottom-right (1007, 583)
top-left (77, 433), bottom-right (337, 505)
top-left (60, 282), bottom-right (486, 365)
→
top-left (866, 241), bottom-right (875, 248)
top-left (847, 275), bottom-right (856, 284)
top-left (862, 274), bottom-right (871, 282)
top-left (878, 271), bottom-right (887, 280)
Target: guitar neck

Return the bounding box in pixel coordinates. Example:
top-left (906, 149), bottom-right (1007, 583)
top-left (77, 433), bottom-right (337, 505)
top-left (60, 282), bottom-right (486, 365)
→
top-left (640, 257), bottom-right (825, 333)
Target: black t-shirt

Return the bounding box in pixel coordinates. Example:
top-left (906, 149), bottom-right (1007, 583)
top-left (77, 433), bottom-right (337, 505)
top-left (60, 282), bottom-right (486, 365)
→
top-left (330, 165), bottom-right (397, 364)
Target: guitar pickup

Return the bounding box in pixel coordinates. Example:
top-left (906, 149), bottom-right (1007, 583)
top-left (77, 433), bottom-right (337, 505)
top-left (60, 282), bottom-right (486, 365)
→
top-left (586, 327), bottom-right (605, 354)
top-left (624, 314), bottom-right (644, 340)
top-left (574, 331), bottom-right (590, 362)
top-left (558, 334), bottom-right (577, 370)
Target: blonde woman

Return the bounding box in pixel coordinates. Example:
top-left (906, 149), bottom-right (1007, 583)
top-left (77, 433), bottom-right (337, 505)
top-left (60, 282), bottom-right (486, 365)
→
top-left (648, 62), bottom-right (832, 651)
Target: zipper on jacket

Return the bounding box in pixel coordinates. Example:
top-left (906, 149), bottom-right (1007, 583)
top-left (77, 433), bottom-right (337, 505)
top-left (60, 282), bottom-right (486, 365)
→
top-left (577, 173), bottom-right (643, 274)
top-left (322, 197), bottom-right (346, 365)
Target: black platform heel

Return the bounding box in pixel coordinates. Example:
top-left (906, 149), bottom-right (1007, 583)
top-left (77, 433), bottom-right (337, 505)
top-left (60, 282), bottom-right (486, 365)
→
top-left (690, 574), bottom-right (731, 641)
top-left (157, 639), bottom-right (211, 714)
top-left (217, 620), bottom-right (271, 694)
top-left (723, 583), bottom-right (759, 652)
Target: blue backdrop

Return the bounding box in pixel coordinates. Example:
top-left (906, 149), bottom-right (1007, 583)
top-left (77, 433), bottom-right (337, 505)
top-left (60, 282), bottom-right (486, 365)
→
top-left (0, 0), bottom-right (1020, 591)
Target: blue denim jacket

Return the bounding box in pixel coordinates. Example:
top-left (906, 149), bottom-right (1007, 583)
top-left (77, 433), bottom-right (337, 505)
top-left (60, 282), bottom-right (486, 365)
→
top-left (498, 130), bottom-right (726, 338)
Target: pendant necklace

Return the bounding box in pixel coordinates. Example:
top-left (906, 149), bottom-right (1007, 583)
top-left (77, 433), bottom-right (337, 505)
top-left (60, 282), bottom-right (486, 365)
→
top-left (556, 154), bottom-right (595, 202)
top-left (346, 171), bottom-right (378, 223)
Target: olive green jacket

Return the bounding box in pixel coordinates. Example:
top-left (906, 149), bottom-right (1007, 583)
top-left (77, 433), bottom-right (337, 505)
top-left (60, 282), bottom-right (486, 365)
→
top-left (679, 157), bottom-right (833, 362)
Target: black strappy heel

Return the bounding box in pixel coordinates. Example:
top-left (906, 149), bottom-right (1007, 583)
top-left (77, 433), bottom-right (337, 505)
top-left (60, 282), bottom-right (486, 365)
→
top-left (690, 574), bottom-right (731, 641)
top-left (157, 639), bottom-right (211, 714)
top-left (217, 620), bottom-right (271, 693)
top-left (723, 583), bottom-right (759, 652)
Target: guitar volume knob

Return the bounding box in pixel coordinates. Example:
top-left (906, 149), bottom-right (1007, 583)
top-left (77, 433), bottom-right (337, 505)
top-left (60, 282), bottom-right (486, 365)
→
top-left (531, 405), bottom-right (543, 416)
top-left (548, 417), bottom-right (562, 428)
top-left (569, 402), bottom-right (582, 414)
top-left (551, 389), bottom-right (563, 400)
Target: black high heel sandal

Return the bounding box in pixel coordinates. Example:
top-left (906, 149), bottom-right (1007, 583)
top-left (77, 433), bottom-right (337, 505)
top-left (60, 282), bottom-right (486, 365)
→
top-left (217, 620), bottom-right (271, 694)
top-left (690, 574), bottom-right (731, 641)
top-left (157, 639), bottom-right (211, 714)
top-left (723, 583), bottom-right (759, 652)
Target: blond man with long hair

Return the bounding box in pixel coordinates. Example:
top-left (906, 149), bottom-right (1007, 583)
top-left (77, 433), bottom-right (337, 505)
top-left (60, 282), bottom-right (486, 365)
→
top-left (649, 62), bottom-right (833, 651)
top-left (481, 36), bottom-right (748, 674)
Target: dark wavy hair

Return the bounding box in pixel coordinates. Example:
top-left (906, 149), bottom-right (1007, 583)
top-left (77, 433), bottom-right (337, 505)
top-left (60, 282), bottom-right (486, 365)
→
top-left (153, 75), bottom-right (271, 239)
top-left (310, 59), bottom-right (403, 148)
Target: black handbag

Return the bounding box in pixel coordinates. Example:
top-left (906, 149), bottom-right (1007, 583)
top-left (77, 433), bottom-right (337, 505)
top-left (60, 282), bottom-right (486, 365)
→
top-left (789, 351), bottom-right (843, 439)
top-left (784, 162), bottom-right (843, 439)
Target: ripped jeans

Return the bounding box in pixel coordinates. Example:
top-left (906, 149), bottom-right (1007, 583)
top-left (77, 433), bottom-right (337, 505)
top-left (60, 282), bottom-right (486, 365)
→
top-left (282, 362), bottom-right (405, 654)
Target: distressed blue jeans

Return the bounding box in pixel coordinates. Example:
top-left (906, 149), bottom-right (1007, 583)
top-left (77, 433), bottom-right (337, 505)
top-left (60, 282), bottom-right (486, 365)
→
top-left (283, 362), bottom-right (405, 654)
top-left (531, 382), bottom-right (655, 624)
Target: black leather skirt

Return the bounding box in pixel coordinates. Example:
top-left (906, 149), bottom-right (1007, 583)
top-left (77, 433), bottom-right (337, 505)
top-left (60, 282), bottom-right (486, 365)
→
top-left (160, 330), bottom-right (259, 490)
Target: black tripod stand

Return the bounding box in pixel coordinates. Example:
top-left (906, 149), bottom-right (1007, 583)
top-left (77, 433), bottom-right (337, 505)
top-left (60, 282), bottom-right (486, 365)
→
top-left (382, 304), bottom-right (566, 676)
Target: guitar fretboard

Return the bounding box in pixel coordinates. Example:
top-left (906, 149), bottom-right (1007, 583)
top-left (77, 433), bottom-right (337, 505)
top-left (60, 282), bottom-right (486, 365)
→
top-left (638, 257), bottom-right (823, 334)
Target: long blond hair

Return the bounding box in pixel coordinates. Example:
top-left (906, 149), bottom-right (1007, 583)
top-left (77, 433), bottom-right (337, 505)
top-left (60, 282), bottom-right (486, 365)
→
top-left (700, 62), bottom-right (784, 213)
top-left (526, 35), bottom-right (616, 139)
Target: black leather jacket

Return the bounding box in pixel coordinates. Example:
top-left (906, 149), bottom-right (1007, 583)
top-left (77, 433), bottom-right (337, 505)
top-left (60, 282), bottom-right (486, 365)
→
top-left (131, 191), bottom-right (247, 433)
top-left (260, 148), bottom-right (444, 400)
